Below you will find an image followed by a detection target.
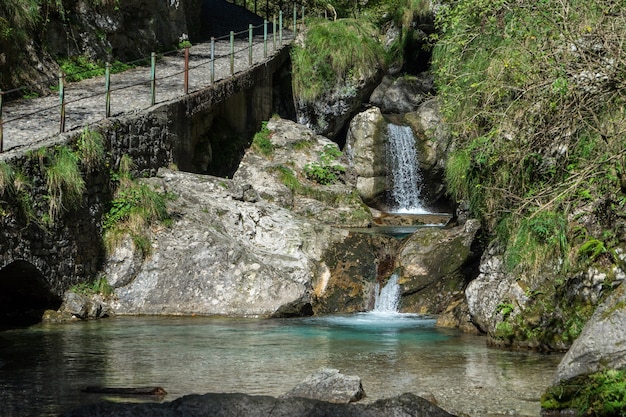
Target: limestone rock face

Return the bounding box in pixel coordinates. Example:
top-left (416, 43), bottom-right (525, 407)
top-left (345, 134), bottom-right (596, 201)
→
top-left (108, 169), bottom-right (341, 317)
top-left (464, 244), bottom-right (529, 335)
top-left (396, 220), bottom-right (480, 314)
top-left (369, 74), bottom-right (434, 114)
top-left (344, 107), bottom-right (389, 205)
top-left (283, 368), bottom-right (365, 403)
top-left (555, 283), bottom-right (626, 383)
top-left (233, 117), bottom-right (372, 228)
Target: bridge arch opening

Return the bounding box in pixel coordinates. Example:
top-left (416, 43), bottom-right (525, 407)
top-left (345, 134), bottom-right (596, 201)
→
top-left (0, 261), bottom-right (61, 328)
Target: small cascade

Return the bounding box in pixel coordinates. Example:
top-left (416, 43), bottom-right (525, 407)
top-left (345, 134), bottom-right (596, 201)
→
top-left (373, 273), bottom-right (401, 313)
top-left (386, 123), bottom-right (427, 214)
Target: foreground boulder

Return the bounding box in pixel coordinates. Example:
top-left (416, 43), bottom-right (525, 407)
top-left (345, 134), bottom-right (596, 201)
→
top-left (283, 368), bottom-right (365, 403)
top-left (60, 392), bottom-right (457, 417)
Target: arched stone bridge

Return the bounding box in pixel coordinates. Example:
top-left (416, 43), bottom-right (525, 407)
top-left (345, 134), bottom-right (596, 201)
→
top-left (0, 35), bottom-right (294, 326)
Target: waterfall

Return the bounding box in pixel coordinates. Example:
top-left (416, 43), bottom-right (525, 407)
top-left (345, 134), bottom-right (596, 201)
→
top-left (373, 273), bottom-right (400, 313)
top-left (386, 123), bottom-right (427, 214)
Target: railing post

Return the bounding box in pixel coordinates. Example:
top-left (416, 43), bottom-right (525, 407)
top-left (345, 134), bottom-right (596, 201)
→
top-left (105, 62), bottom-right (111, 118)
top-left (150, 52), bottom-right (156, 106)
top-left (59, 72), bottom-right (66, 133)
top-left (184, 46), bottom-right (190, 94)
top-left (293, 4), bottom-right (297, 36)
top-left (263, 19), bottom-right (268, 59)
top-left (210, 37), bottom-right (215, 84)
top-left (279, 10), bottom-right (283, 45)
top-left (273, 15), bottom-right (277, 51)
top-left (230, 31), bottom-right (235, 76)
top-left (248, 24), bottom-right (253, 66)
top-left (0, 89), bottom-right (3, 153)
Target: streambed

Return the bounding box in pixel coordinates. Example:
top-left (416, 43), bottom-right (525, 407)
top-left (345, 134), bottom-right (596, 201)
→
top-left (0, 314), bottom-right (560, 417)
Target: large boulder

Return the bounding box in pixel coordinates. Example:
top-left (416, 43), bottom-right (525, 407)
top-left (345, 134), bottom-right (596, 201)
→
top-left (369, 73), bottom-right (434, 114)
top-left (283, 368), bottom-right (365, 403)
top-left (106, 168), bottom-right (342, 317)
top-left (233, 117), bottom-right (372, 228)
top-left (60, 392), bottom-right (458, 417)
top-left (344, 107), bottom-right (388, 205)
top-left (396, 219), bottom-right (480, 314)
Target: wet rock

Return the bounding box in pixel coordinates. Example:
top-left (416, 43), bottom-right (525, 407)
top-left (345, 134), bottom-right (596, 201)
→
top-left (60, 392), bottom-right (458, 417)
top-left (283, 368), bottom-right (365, 403)
top-left (55, 291), bottom-right (112, 320)
top-left (370, 74), bottom-right (434, 114)
top-left (396, 219), bottom-right (480, 314)
top-left (344, 107), bottom-right (388, 205)
top-left (554, 283), bottom-right (626, 383)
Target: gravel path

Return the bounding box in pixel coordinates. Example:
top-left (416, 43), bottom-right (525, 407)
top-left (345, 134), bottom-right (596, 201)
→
top-left (0, 0), bottom-right (294, 156)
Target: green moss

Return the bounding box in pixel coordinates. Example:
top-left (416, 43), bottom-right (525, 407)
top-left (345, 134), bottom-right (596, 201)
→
top-left (541, 369), bottom-right (626, 416)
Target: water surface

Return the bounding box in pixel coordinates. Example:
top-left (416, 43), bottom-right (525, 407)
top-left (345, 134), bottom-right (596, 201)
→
top-left (0, 314), bottom-right (561, 417)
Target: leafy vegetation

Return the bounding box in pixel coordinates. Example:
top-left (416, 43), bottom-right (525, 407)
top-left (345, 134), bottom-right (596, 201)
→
top-left (291, 18), bottom-right (385, 103)
top-left (59, 56), bottom-right (133, 83)
top-left (70, 276), bottom-right (114, 297)
top-left (45, 145), bottom-right (86, 220)
top-left (103, 155), bottom-right (174, 257)
top-left (77, 127), bottom-right (106, 172)
top-left (251, 121), bottom-right (274, 157)
top-left (304, 144), bottom-right (346, 185)
top-left (433, 0), bottom-right (626, 275)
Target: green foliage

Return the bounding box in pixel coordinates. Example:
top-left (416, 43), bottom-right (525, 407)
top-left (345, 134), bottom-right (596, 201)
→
top-left (304, 144), bottom-right (346, 185)
top-left (104, 159), bottom-right (174, 258)
top-left (291, 18), bottom-right (385, 103)
top-left (59, 56), bottom-right (132, 83)
top-left (504, 211), bottom-right (569, 273)
top-left (45, 145), bottom-right (86, 220)
top-left (542, 369), bottom-right (626, 416)
top-left (70, 276), bottom-right (114, 297)
top-left (273, 165), bottom-right (302, 192)
top-left (252, 121), bottom-right (274, 157)
top-left (435, 0), bottom-right (626, 276)
top-left (77, 127), bottom-right (105, 172)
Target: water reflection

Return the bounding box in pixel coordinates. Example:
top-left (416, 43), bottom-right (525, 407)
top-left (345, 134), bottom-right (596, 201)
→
top-left (0, 315), bottom-right (561, 417)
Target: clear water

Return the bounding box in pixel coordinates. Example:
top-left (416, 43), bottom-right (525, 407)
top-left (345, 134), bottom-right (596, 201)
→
top-left (386, 124), bottom-right (428, 214)
top-left (0, 315), bottom-right (561, 417)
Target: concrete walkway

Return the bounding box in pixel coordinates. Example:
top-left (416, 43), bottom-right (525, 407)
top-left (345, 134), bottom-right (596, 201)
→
top-left (1, 29), bottom-right (293, 156)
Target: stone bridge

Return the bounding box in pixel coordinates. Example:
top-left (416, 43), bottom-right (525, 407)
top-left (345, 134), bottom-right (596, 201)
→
top-left (0, 32), bottom-right (295, 325)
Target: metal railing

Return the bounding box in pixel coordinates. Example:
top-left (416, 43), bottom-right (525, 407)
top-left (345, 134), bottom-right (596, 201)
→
top-left (0, 7), bottom-right (304, 153)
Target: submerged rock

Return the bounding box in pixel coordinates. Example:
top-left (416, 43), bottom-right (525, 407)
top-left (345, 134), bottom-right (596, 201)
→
top-left (283, 368), bottom-right (365, 403)
top-left (60, 392), bottom-right (458, 417)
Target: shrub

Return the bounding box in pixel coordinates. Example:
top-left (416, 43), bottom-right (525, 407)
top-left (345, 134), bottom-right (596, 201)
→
top-left (304, 144), bottom-right (346, 185)
top-left (46, 146), bottom-right (85, 220)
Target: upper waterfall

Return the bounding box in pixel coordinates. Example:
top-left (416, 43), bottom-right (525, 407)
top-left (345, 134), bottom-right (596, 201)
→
top-left (386, 123), bottom-right (428, 214)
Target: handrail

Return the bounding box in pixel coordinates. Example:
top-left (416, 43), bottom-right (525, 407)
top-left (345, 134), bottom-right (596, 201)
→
top-left (0, 6), bottom-right (304, 153)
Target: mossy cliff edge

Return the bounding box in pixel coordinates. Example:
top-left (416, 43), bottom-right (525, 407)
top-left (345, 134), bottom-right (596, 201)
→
top-left (431, 0), bottom-right (626, 414)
